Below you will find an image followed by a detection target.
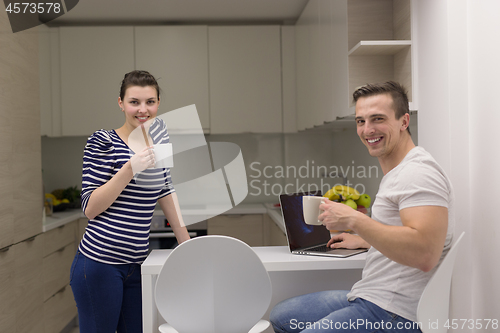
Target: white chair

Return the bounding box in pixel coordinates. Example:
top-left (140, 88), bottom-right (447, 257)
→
top-left (154, 235), bottom-right (272, 333)
top-left (417, 231), bottom-right (465, 333)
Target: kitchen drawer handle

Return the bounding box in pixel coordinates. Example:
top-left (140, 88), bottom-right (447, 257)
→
top-left (26, 236), bottom-right (37, 242)
top-left (0, 247), bottom-right (9, 253)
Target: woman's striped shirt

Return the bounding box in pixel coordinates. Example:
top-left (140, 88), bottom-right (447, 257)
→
top-left (79, 119), bottom-right (174, 264)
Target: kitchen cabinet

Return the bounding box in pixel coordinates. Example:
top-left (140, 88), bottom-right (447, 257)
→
top-left (208, 26), bottom-right (282, 134)
top-left (0, 246), bottom-right (16, 332)
top-left (208, 213), bottom-right (287, 247)
top-left (208, 214), bottom-right (265, 246)
top-left (0, 235), bottom-right (44, 333)
top-left (296, 0), bottom-right (349, 131)
top-left (135, 26), bottom-right (210, 131)
top-left (295, 0), bottom-right (414, 131)
top-left (59, 26), bottom-right (135, 136)
top-left (263, 214), bottom-right (288, 246)
top-left (347, 0), bottom-right (413, 108)
top-left (39, 25), bottom-right (61, 137)
top-left (41, 24), bottom-right (289, 136)
top-left (281, 26), bottom-right (298, 134)
top-left (41, 221), bottom-right (77, 333)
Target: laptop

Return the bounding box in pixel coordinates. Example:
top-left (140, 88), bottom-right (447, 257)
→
top-left (279, 192), bottom-right (367, 258)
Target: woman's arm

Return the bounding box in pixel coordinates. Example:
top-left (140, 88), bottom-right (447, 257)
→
top-left (157, 193), bottom-right (190, 244)
top-left (84, 146), bottom-right (155, 219)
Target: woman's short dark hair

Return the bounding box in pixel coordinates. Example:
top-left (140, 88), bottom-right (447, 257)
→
top-left (352, 81), bottom-right (410, 134)
top-left (119, 70), bottom-right (161, 101)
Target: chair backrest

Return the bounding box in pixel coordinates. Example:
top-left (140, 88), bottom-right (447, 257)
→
top-left (155, 235), bottom-right (272, 333)
top-left (417, 232), bottom-right (465, 333)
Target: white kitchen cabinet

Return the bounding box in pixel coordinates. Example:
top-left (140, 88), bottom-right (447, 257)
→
top-left (135, 26), bottom-right (210, 131)
top-left (59, 26), bottom-right (135, 136)
top-left (208, 26), bottom-right (282, 134)
top-left (296, 0), bottom-right (349, 131)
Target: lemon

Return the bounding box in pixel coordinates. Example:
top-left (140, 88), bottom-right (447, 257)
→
top-left (45, 193), bottom-right (57, 201)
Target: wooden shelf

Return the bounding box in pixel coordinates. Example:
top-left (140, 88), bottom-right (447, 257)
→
top-left (348, 40), bottom-right (411, 56)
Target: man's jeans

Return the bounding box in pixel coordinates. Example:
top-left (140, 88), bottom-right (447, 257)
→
top-left (270, 290), bottom-right (422, 333)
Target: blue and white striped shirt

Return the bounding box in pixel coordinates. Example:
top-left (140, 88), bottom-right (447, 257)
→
top-left (79, 119), bottom-right (174, 264)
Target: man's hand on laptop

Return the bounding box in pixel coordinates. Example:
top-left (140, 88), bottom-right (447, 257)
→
top-left (327, 233), bottom-right (371, 249)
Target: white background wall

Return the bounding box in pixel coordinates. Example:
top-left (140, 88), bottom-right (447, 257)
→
top-left (415, 0), bottom-right (500, 330)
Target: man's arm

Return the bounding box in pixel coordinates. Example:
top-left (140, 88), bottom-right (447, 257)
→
top-left (319, 201), bottom-right (448, 272)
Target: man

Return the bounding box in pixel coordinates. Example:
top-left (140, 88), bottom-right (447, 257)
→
top-left (270, 81), bottom-right (455, 333)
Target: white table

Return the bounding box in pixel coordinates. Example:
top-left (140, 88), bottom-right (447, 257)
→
top-left (141, 246), bottom-right (366, 333)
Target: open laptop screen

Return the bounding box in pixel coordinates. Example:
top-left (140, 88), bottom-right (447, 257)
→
top-left (279, 193), bottom-right (332, 252)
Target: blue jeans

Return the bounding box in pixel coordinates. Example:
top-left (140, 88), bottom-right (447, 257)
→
top-left (70, 251), bottom-right (143, 333)
top-left (270, 290), bottom-right (422, 333)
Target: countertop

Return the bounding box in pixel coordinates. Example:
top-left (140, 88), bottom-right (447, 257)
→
top-left (142, 246), bottom-right (366, 274)
top-left (43, 202), bottom-right (282, 233)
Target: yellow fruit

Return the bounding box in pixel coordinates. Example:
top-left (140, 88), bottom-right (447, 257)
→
top-left (61, 198), bottom-right (70, 204)
top-left (333, 185), bottom-right (360, 201)
top-left (323, 189), bottom-right (340, 201)
top-left (45, 193), bottom-right (57, 201)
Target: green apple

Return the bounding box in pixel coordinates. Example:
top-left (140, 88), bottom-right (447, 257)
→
top-left (355, 194), bottom-right (371, 208)
top-left (342, 199), bottom-right (357, 210)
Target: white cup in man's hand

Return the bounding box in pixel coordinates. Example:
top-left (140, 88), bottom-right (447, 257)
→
top-left (302, 196), bottom-right (325, 225)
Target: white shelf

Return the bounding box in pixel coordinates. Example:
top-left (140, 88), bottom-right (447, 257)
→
top-left (348, 40), bottom-right (411, 56)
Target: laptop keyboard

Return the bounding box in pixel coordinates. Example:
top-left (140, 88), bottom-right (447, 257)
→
top-left (306, 244), bottom-right (330, 252)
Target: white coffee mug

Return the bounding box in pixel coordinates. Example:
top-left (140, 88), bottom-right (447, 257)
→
top-left (302, 196), bottom-right (325, 225)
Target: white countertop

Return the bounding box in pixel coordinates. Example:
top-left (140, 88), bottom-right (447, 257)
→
top-left (43, 203), bottom-right (278, 232)
top-left (142, 246), bottom-right (366, 274)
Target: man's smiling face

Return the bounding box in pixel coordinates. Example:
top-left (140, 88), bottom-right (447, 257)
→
top-left (355, 93), bottom-right (409, 160)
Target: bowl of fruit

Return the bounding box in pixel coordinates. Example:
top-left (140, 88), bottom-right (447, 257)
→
top-left (323, 185), bottom-right (371, 215)
top-left (45, 186), bottom-right (81, 212)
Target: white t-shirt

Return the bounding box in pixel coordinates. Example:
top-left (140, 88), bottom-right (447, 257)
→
top-left (347, 146), bottom-right (455, 322)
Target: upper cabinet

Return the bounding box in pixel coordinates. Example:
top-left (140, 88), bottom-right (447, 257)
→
top-left (134, 26), bottom-right (210, 131)
top-left (60, 27), bottom-right (135, 136)
top-left (347, 0), bottom-right (413, 109)
top-left (41, 25), bottom-right (285, 136)
top-left (208, 26), bottom-right (282, 134)
top-left (295, 0), bottom-right (415, 131)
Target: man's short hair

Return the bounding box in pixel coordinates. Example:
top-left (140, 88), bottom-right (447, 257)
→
top-left (352, 81), bottom-right (411, 134)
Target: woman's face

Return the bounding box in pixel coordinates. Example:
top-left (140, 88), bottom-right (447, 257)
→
top-left (118, 85), bottom-right (160, 129)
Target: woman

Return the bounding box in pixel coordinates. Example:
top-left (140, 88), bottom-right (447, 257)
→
top-left (70, 70), bottom-right (190, 333)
